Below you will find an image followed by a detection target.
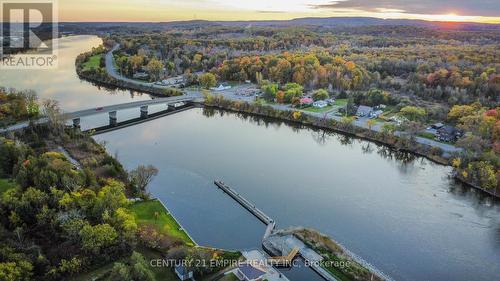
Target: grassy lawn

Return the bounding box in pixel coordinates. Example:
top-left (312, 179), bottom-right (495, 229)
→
top-left (128, 199), bottom-right (195, 246)
top-left (219, 272), bottom-right (239, 281)
top-left (303, 105), bottom-right (334, 113)
top-left (334, 99), bottom-right (348, 106)
top-left (82, 54), bottom-right (102, 71)
top-left (0, 178), bottom-right (16, 195)
top-left (418, 132), bottom-right (436, 140)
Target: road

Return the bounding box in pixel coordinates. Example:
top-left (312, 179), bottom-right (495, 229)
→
top-left (65, 96), bottom-right (197, 119)
top-left (3, 46), bottom-right (461, 155)
top-left (105, 44), bottom-right (177, 91)
top-left (0, 96), bottom-right (197, 133)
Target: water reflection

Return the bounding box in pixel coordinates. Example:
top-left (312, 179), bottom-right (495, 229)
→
top-left (0, 35), bottom-right (152, 111)
top-left (95, 107), bottom-right (500, 281)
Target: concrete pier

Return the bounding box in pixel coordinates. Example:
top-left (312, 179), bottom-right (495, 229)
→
top-left (109, 111), bottom-right (117, 126)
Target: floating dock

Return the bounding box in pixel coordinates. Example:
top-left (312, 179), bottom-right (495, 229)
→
top-left (214, 180), bottom-right (275, 239)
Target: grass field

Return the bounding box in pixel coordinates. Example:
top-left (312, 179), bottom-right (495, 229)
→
top-left (128, 199), bottom-right (195, 246)
top-left (303, 105), bottom-right (334, 113)
top-left (0, 178), bottom-right (16, 195)
top-left (219, 272), bottom-right (239, 281)
top-left (82, 54), bottom-right (102, 71)
top-left (334, 99), bottom-right (348, 106)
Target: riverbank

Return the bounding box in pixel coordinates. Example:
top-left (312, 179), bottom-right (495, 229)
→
top-left (277, 227), bottom-right (392, 281)
top-left (202, 95), bottom-right (449, 165)
top-left (201, 95), bottom-right (500, 198)
top-left (75, 47), bottom-right (182, 97)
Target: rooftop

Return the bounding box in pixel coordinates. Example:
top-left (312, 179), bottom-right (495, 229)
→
top-left (238, 263), bottom-right (266, 280)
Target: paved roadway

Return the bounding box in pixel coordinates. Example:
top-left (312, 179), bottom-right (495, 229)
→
top-left (106, 44), bottom-right (177, 91)
top-left (0, 96), bottom-right (197, 133)
top-left (65, 96), bottom-right (197, 119)
top-left (2, 46), bottom-right (461, 155)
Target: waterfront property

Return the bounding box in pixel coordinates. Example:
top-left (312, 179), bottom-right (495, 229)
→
top-left (356, 106), bottom-right (373, 117)
top-left (127, 199), bottom-right (195, 246)
top-left (2, 35), bottom-right (499, 281)
top-left (92, 107), bottom-right (500, 281)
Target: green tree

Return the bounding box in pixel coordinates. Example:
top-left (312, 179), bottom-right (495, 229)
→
top-left (79, 224), bottom-right (118, 254)
top-left (0, 261), bottom-right (33, 281)
top-left (130, 252), bottom-right (155, 281)
top-left (261, 82), bottom-right (278, 102)
top-left (107, 262), bottom-right (131, 281)
top-left (199, 73), bottom-right (217, 89)
top-left (399, 106), bottom-right (426, 122)
top-left (312, 89), bottom-right (329, 101)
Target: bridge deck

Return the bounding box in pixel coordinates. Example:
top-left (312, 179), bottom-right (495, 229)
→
top-left (65, 96), bottom-right (196, 119)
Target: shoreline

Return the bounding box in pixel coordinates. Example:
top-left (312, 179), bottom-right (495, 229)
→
top-left (199, 99), bottom-right (500, 199)
top-left (74, 57), bottom-right (499, 198)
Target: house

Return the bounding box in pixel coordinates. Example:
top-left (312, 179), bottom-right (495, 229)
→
top-left (313, 100), bottom-right (328, 108)
top-left (299, 97), bottom-right (313, 107)
top-left (133, 72), bottom-right (149, 80)
top-left (174, 265), bottom-right (193, 281)
top-left (436, 125), bottom-right (464, 142)
top-left (369, 110), bottom-right (383, 119)
top-left (161, 76), bottom-right (186, 87)
top-left (427, 122), bottom-right (444, 130)
top-left (211, 84), bottom-right (232, 91)
top-left (235, 264), bottom-right (266, 281)
top-left (356, 105), bottom-right (373, 117)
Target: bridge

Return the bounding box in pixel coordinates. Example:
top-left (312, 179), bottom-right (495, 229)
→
top-left (67, 95), bottom-right (198, 128)
top-left (0, 95), bottom-right (199, 133)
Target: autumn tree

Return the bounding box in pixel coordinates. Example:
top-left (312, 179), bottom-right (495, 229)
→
top-left (129, 165), bottom-right (159, 199)
top-left (199, 73), bottom-right (217, 89)
top-left (146, 58), bottom-right (164, 82)
top-left (399, 106), bottom-right (426, 122)
top-left (312, 89), bottom-right (329, 101)
top-left (128, 55), bottom-right (145, 73)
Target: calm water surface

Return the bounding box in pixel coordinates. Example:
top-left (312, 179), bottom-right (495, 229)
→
top-left (0, 35), bottom-right (152, 112)
top-left (1, 35), bottom-right (500, 281)
top-left (94, 108), bottom-right (500, 281)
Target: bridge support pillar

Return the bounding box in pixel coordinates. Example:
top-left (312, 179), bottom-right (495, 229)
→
top-left (109, 111), bottom-right (117, 127)
top-left (72, 118), bottom-right (81, 128)
top-left (140, 106), bottom-right (148, 118)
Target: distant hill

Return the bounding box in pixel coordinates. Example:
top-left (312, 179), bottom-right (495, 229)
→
top-left (59, 16), bottom-right (500, 32)
top-left (159, 17), bottom-right (500, 30)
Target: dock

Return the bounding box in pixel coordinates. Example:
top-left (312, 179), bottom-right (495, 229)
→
top-left (214, 180), bottom-right (339, 281)
top-left (214, 180), bottom-right (275, 239)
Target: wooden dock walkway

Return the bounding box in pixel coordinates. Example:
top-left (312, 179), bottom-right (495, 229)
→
top-left (214, 180), bottom-right (275, 239)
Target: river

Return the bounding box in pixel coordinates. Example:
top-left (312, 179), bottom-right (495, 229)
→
top-left (1, 35), bottom-right (500, 281)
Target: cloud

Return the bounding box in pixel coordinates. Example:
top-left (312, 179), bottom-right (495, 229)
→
top-left (255, 10), bottom-right (287, 14)
top-left (311, 0), bottom-right (500, 17)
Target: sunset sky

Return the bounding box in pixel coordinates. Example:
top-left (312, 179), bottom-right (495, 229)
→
top-left (27, 0), bottom-right (500, 23)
